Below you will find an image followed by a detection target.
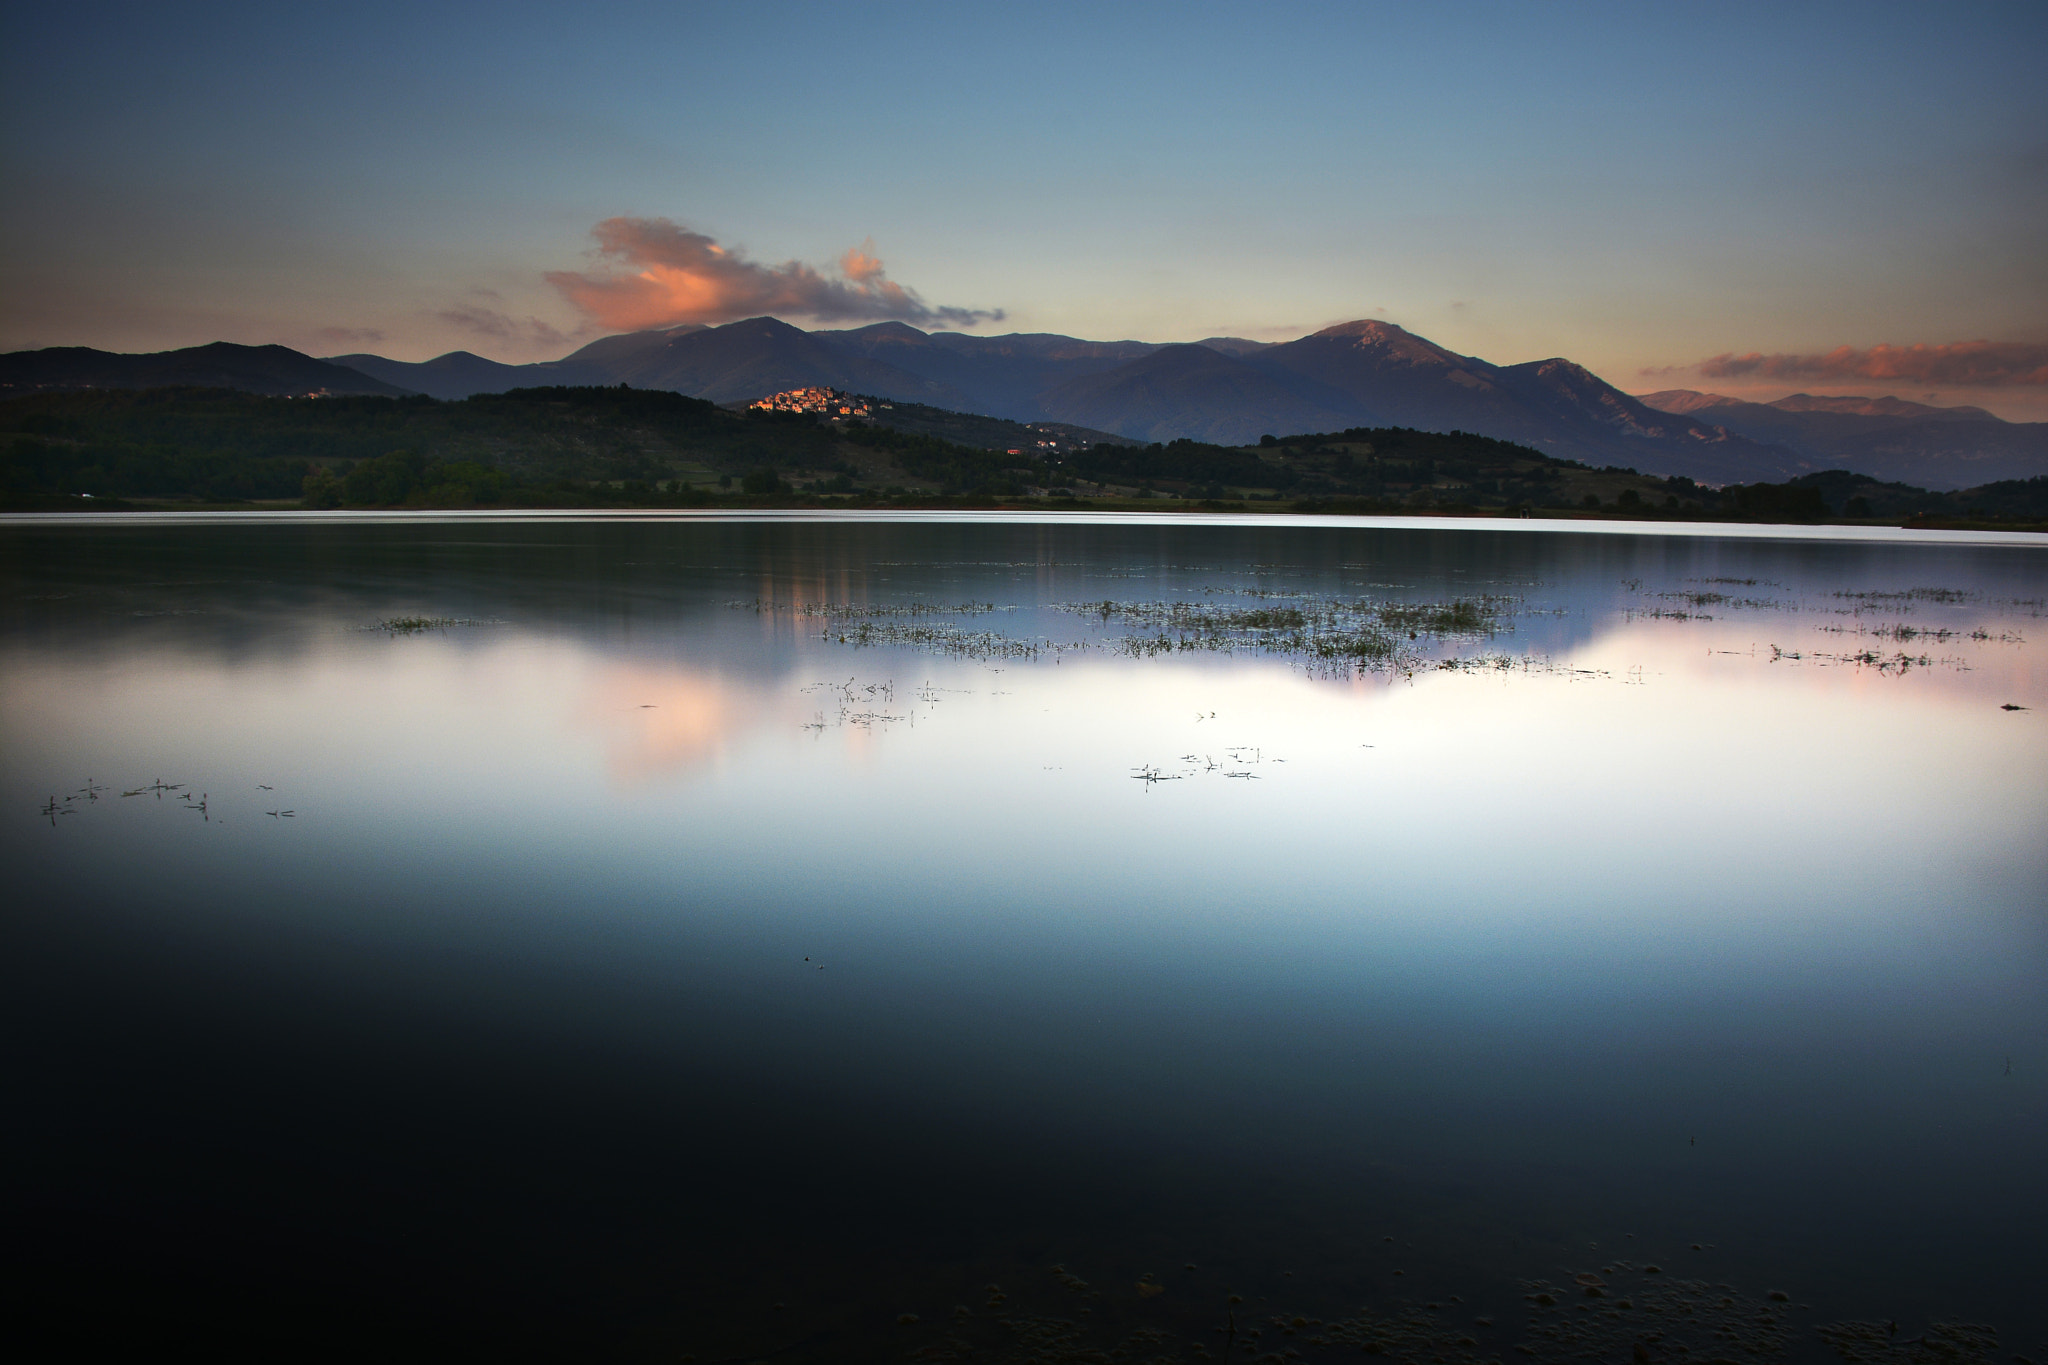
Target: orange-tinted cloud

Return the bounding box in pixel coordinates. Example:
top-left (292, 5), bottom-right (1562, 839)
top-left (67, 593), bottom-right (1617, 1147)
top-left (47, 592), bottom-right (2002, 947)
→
top-left (839, 240), bottom-right (886, 284)
top-left (1698, 341), bottom-right (2048, 388)
top-left (546, 218), bottom-right (1001, 331)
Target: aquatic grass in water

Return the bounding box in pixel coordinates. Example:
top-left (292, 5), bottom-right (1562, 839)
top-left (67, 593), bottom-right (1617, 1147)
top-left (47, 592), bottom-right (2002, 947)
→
top-left (727, 598), bottom-right (1045, 661)
top-left (1376, 597), bottom-right (1504, 634)
top-left (1058, 594), bottom-right (1512, 672)
top-left (824, 619), bottom-right (1049, 661)
top-left (1834, 587), bottom-right (1975, 605)
top-left (731, 591), bottom-right (1527, 671)
top-left (368, 615), bottom-right (498, 633)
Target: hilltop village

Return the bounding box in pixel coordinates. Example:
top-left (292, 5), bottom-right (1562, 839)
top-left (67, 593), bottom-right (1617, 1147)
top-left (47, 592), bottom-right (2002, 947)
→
top-left (748, 387), bottom-right (1094, 461)
top-left (748, 387), bottom-right (878, 420)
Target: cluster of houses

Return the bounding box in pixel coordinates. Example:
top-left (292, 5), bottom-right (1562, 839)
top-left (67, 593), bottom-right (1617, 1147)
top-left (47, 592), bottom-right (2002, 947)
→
top-left (743, 390), bottom-right (1093, 462)
top-left (748, 387), bottom-right (880, 420)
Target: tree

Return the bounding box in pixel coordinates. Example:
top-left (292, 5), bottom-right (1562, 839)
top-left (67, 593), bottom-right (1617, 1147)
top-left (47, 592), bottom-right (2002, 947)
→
top-left (301, 466), bottom-right (343, 509)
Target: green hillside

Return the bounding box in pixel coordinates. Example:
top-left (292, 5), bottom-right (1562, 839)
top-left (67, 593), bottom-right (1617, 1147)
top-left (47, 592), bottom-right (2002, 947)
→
top-left (3, 385), bottom-right (2042, 527)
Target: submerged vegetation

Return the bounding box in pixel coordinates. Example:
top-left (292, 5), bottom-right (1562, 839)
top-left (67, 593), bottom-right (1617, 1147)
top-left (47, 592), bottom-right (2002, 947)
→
top-left (1060, 593), bottom-right (1511, 671)
top-left (367, 615), bottom-right (497, 633)
top-left (34, 774), bottom-right (292, 827)
top-left (822, 620), bottom-right (1046, 661)
top-left (732, 598), bottom-right (1049, 662)
top-left (730, 591), bottom-right (1519, 675)
top-left (736, 572), bottom-right (2034, 690)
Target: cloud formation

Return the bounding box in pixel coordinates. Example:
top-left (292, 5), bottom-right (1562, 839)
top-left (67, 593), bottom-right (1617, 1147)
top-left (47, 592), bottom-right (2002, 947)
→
top-left (315, 325), bottom-right (385, 346)
top-left (547, 218), bottom-right (1002, 331)
top-left (1698, 341), bottom-right (2048, 388)
top-left (437, 304), bottom-right (569, 348)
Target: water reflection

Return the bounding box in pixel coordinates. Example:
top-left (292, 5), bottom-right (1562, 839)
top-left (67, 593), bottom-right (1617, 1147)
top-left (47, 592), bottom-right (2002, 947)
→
top-left (580, 659), bottom-right (768, 782)
top-left (3, 516), bottom-right (2043, 1361)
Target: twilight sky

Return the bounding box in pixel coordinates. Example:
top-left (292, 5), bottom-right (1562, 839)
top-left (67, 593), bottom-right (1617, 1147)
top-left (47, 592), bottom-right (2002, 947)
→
top-left (4, 1), bottom-right (2045, 417)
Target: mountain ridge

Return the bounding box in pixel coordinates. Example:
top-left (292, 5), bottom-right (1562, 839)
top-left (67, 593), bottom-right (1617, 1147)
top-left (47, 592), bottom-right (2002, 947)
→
top-left (1635, 389), bottom-right (2045, 488)
top-left (1639, 389), bottom-right (2002, 423)
top-left (0, 342), bottom-right (410, 398)
top-left (1038, 344), bottom-right (1360, 447)
top-left (10, 324), bottom-right (2045, 490)
top-left (329, 349), bottom-right (608, 401)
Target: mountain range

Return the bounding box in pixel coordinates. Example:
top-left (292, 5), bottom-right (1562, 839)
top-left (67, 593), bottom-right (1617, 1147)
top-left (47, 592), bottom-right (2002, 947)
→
top-left (503, 316), bottom-right (1796, 483)
top-left (0, 342), bottom-right (408, 398)
top-left (8, 322), bottom-right (2045, 490)
top-left (1635, 390), bottom-right (2046, 489)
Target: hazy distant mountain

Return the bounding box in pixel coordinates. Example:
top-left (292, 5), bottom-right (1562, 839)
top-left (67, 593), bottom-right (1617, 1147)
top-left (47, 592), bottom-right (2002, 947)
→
top-left (326, 350), bottom-right (611, 401)
top-left (1491, 357), bottom-right (1797, 484)
top-left (1767, 393), bottom-right (1999, 422)
top-left (1191, 336), bottom-right (1272, 357)
top-left (1636, 389), bottom-right (2045, 489)
top-left (1038, 344), bottom-right (1360, 446)
top-left (327, 326), bottom-right (720, 400)
top-left (1632, 389), bottom-right (1745, 415)
top-left (0, 342), bottom-right (408, 397)
top-left (1640, 389), bottom-right (1999, 422)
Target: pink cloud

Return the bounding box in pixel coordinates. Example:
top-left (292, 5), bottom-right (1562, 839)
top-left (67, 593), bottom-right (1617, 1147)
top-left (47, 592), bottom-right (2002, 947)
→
top-left (546, 218), bottom-right (1001, 331)
top-left (1697, 340), bottom-right (2048, 388)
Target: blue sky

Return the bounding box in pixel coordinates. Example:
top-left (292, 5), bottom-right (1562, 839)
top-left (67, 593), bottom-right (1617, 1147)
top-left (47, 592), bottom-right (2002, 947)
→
top-left (4, 1), bottom-right (2044, 414)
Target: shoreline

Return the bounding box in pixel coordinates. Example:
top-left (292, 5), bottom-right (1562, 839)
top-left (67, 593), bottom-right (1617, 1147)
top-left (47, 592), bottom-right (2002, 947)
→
top-left (4, 505), bottom-right (2045, 546)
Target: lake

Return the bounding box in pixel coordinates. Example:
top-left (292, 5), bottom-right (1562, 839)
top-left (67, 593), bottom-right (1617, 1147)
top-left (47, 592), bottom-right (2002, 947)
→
top-left (4, 511), bottom-right (2043, 1364)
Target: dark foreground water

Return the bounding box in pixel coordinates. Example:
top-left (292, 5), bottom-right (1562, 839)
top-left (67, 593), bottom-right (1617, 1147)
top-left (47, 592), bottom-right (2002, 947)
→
top-left (4, 513), bottom-right (2044, 1363)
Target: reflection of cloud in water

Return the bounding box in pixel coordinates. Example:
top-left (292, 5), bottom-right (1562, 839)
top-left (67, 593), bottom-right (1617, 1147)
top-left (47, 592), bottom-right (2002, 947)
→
top-left (580, 663), bottom-right (776, 785)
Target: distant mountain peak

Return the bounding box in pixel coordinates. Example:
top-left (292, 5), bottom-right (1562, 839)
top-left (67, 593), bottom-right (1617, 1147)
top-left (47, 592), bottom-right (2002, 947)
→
top-left (845, 321), bottom-right (930, 341)
top-left (1304, 319), bottom-right (1473, 369)
top-left (1311, 319), bottom-right (1413, 340)
top-left (1766, 392), bottom-right (2001, 422)
top-left (1193, 336), bottom-right (1273, 356)
top-left (1524, 357), bottom-right (1598, 381)
top-left (1635, 389), bottom-right (1744, 415)
top-left (719, 316), bottom-right (808, 337)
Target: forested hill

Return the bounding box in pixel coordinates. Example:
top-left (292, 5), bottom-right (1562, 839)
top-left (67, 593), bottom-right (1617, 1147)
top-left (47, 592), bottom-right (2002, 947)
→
top-left (3, 384), bottom-right (2043, 527)
top-left (1, 385), bottom-right (839, 504)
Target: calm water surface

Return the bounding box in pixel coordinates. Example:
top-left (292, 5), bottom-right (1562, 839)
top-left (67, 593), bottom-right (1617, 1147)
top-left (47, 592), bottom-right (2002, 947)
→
top-left (4, 514), bottom-right (2044, 1362)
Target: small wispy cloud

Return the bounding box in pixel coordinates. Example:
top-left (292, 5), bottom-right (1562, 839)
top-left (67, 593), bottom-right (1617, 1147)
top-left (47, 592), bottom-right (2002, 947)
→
top-left (315, 325), bottom-right (385, 346)
top-left (1695, 341), bottom-right (2048, 389)
top-left (546, 218), bottom-right (1002, 331)
top-left (436, 304), bottom-right (571, 349)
